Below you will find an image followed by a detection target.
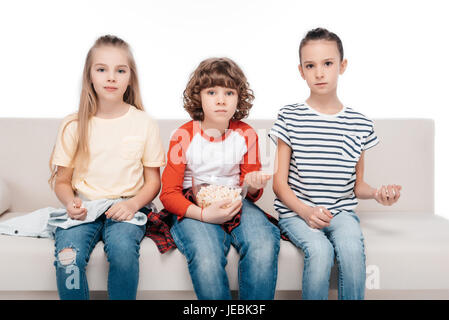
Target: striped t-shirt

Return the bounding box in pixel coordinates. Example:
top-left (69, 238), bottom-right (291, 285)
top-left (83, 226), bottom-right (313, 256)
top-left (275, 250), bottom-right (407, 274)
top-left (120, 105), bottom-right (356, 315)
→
top-left (268, 102), bottom-right (379, 218)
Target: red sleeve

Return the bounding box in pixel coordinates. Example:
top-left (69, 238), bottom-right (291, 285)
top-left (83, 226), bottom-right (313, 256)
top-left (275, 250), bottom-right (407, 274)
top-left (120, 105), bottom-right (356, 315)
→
top-left (236, 122), bottom-right (263, 202)
top-left (160, 124), bottom-right (194, 219)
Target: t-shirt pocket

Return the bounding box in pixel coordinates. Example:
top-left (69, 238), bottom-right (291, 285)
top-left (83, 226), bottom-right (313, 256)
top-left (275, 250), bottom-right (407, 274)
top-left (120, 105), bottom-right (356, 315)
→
top-left (340, 134), bottom-right (362, 161)
top-left (120, 136), bottom-right (145, 160)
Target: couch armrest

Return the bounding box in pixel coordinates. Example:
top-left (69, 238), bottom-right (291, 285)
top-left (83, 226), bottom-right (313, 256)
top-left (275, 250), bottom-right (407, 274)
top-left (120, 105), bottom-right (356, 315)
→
top-left (0, 178), bottom-right (10, 215)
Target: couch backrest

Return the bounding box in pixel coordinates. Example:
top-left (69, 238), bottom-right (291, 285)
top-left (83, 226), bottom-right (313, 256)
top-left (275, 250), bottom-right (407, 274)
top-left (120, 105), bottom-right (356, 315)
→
top-left (0, 118), bottom-right (434, 216)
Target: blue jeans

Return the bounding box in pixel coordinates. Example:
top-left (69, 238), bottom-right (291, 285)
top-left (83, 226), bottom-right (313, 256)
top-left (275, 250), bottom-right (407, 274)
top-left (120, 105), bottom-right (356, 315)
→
top-left (278, 211), bottom-right (366, 300)
top-left (170, 199), bottom-right (280, 300)
top-left (54, 213), bottom-right (146, 300)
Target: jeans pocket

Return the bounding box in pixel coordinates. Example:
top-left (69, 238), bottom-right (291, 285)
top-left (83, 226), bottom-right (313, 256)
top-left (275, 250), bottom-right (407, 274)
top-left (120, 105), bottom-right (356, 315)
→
top-left (340, 134), bottom-right (362, 161)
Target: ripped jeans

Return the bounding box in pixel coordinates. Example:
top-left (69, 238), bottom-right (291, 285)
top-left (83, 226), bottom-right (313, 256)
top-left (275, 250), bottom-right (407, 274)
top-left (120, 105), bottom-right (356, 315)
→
top-left (54, 213), bottom-right (145, 300)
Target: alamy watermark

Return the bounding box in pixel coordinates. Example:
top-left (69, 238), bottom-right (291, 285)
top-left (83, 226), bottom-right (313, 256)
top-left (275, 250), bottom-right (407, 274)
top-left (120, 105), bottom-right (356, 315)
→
top-left (366, 264), bottom-right (380, 289)
top-left (65, 265), bottom-right (80, 290)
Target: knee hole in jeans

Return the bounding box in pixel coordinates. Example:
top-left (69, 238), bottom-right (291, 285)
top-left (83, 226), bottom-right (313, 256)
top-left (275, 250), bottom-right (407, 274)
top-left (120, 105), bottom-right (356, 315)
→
top-left (57, 248), bottom-right (77, 266)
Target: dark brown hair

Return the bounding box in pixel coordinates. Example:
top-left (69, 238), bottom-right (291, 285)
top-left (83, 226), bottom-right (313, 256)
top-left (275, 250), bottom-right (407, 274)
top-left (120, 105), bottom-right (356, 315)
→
top-left (183, 57), bottom-right (254, 121)
top-left (299, 28), bottom-right (344, 63)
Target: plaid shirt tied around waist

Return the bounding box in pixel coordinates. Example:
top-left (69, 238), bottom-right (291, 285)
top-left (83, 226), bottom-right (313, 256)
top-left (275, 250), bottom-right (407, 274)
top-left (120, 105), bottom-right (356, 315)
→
top-left (144, 188), bottom-right (286, 254)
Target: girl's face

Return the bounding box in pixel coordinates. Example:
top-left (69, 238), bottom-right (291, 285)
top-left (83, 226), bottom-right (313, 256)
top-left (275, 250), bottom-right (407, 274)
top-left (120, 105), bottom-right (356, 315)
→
top-left (90, 46), bottom-right (131, 104)
top-left (200, 86), bottom-right (238, 124)
top-left (298, 40), bottom-right (347, 97)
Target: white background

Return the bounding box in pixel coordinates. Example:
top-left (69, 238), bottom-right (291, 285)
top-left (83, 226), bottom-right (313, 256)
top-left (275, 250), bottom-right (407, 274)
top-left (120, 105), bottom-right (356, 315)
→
top-left (1, 0), bottom-right (448, 219)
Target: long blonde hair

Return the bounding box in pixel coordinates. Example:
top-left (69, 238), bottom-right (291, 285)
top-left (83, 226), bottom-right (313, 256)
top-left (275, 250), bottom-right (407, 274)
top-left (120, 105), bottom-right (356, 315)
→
top-left (49, 35), bottom-right (144, 188)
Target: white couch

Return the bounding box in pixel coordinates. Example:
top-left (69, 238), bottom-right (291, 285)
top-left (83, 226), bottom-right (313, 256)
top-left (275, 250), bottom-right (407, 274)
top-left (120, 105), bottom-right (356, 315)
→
top-left (1, 118), bottom-right (448, 300)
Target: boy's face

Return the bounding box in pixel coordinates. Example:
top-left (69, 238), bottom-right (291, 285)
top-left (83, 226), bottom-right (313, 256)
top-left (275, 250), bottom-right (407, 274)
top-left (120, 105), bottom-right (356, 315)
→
top-left (200, 86), bottom-right (238, 124)
top-left (298, 40), bottom-right (347, 96)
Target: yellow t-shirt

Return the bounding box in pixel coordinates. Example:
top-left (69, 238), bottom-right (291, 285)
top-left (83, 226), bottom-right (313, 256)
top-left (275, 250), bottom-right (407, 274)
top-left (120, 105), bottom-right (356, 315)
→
top-left (52, 105), bottom-right (166, 200)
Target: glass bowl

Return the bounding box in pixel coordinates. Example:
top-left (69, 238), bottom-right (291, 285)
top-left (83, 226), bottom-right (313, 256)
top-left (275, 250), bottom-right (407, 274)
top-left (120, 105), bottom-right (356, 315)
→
top-left (192, 176), bottom-right (247, 208)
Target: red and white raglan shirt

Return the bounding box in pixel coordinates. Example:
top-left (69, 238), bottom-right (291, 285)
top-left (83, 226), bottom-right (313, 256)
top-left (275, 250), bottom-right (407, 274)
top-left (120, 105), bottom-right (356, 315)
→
top-left (160, 120), bottom-right (263, 221)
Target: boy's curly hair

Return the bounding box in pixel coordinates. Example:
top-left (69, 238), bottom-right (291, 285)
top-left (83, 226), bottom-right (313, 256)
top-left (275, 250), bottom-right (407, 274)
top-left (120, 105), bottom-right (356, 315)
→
top-left (183, 57), bottom-right (254, 121)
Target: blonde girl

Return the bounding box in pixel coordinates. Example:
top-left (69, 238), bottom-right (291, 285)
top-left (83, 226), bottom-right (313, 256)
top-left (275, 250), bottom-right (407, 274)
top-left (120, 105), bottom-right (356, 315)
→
top-left (49, 35), bottom-right (165, 300)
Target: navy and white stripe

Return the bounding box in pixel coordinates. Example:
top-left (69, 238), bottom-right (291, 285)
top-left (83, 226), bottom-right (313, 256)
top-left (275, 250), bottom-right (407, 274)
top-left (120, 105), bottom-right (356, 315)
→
top-left (269, 103), bottom-right (379, 218)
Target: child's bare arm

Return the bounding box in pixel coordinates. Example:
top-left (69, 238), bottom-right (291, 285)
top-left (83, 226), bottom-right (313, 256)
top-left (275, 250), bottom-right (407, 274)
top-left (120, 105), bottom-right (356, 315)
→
top-left (354, 152), bottom-right (377, 199)
top-left (185, 199), bottom-right (242, 224)
top-left (273, 139), bottom-right (332, 228)
top-left (245, 171), bottom-right (271, 196)
top-left (129, 166), bottom-right (162, 211)
top-left (354, 151), bottom-right (402, 205)
top-left (54, 166), bottom-right (76, 206)
top-left (54, 166), bottom-right (87, 220)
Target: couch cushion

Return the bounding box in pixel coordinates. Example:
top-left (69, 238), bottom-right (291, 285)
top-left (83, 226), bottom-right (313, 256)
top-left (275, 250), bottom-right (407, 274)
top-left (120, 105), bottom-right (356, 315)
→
top-left (357, 211), bottom-right (449, 290)
top-left (1, 210), bottom-right (448, 291)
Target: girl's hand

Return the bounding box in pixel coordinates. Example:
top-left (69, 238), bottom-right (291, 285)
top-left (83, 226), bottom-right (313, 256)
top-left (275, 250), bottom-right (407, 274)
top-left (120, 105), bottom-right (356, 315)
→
top-left (66, 197), bottom-right (87, 221)
top-left (302, 206), bottom-right (333, 229)
top-left (374, 184), bottom-right (402, 206)
top-left (244, 171), bottom-right (272, 189)
top-left (201, 199), bottom-right (242, 224)
top-left (105, 200), bottom-right (138, 222)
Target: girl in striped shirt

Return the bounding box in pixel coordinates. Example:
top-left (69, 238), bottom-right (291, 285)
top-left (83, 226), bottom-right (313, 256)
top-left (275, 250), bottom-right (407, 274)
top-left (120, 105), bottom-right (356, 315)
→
top-left (270, 28), bottom-right (402, 300)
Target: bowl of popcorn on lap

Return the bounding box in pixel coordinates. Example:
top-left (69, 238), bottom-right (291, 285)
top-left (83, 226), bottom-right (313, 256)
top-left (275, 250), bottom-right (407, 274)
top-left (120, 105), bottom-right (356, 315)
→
top-left (192, 175), bottom-right (247, 209)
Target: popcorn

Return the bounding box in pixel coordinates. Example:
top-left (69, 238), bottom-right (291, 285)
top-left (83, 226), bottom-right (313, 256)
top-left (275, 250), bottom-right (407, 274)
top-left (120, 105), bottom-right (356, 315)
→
top-left (195, 184), bottom-right (242, 208)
